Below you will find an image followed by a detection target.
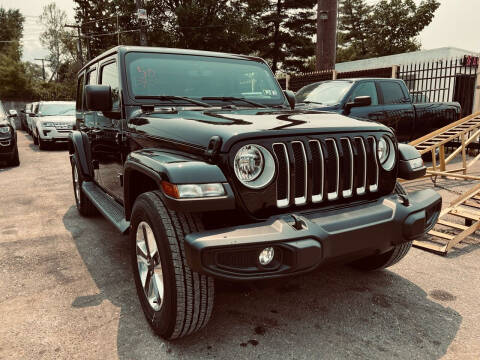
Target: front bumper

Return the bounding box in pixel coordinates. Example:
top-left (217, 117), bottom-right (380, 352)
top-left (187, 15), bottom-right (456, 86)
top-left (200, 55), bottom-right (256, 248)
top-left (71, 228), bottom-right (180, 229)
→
top-left (0, 137), bottom-right (15, 159)
top-left (185, 189), bottom-right (441, 281)
top-left (38, 127), bottom-right (72, 142)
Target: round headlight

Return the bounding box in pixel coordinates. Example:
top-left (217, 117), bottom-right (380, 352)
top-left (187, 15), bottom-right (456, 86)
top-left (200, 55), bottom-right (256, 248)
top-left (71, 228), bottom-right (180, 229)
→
top-left (377, 136), bottom-right (396, 171)
top-left (234, 144), bottom-right (275, 189)
top-left (377, 137), bottom-right (389, 164)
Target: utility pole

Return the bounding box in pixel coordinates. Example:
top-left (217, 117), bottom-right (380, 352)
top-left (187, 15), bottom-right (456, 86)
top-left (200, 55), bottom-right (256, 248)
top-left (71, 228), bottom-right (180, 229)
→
top-left (64, 24), bottom-right (84, 65)
top-left (316, 0), bottom-right (338, 71)
top-left (34, 58), bottom-right (47, 81)
top-left (116, 13), bottom-right (120, 45)
top-left (135, 0), bottom-right (148, 46)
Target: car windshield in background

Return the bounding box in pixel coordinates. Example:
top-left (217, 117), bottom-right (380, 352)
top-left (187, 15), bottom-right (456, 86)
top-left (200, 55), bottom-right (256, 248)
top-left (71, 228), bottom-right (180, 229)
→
top-left (296, 81), bottom-right (353, 105)
top-left (125, 53), bottom-right (284, 106)
top-left (40, 103), bottom-right (75, 116)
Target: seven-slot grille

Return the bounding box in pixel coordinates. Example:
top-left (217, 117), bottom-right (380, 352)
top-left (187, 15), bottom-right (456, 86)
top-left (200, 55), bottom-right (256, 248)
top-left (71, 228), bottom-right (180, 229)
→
top-left (272, 137), bottom-right (379, 208)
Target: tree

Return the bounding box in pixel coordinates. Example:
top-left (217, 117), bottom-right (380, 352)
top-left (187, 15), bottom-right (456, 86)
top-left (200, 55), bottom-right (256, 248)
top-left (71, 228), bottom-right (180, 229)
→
top-left (253, 0), bottom-right (317, 73)
top-left (39, 2), bottom-right (76, 81)
top-left (337, 0), bottom-right (440, 63)
top-left (0, 7), bottom-right (31, 100)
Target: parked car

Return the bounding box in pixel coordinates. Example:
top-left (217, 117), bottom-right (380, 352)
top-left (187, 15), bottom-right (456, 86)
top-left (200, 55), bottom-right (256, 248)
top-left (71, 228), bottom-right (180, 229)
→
top-left (26, 102), bottom-right (38, 135)
top-left (31, 101), bottom-right (76, 149)
top-left (0, 101), bottom-right (20, 166)
top-left (20, 102), bottom-right (33, 132)
top-left (69, 46), bottom-right (441, 339)
top-left (295, 78), bottom-right (461, 143)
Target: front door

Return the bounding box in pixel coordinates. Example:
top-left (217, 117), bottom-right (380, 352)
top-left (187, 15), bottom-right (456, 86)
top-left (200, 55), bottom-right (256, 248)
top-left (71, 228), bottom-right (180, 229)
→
top-left (95, 59), bottom-right (124, 201)
top-left (348, 81), bottom-right (385, 123)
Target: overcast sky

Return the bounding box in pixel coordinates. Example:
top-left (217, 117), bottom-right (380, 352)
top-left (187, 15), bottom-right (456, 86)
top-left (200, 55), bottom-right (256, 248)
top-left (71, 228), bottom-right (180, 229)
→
top-left (0, 0), bottom-right (478, 64)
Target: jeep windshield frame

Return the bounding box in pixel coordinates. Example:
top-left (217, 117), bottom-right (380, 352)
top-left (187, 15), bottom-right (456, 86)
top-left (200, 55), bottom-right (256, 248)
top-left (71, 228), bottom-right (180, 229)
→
top-left (124, 52), bottom-right (286, 108)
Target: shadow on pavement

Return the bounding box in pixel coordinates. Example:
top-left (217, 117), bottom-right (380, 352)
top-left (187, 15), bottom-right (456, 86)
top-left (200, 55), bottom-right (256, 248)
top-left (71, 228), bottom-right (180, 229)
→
top-left (63, 206), bottom-right (461, 359)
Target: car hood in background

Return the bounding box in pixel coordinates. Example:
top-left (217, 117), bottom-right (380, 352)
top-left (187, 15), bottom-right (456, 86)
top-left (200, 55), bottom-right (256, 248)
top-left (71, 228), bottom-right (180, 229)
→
top-left (38, 115), bottom-right (75, 124)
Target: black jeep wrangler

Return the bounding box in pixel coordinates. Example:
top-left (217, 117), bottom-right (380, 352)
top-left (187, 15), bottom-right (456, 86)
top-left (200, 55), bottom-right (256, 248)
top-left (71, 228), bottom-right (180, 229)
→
top-left (69, 46), bottom-right (441, 340)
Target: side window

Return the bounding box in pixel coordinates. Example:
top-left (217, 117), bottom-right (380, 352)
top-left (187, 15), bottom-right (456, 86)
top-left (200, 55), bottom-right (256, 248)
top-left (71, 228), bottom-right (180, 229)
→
top-left (76, 73), bottom-right (85, 111)
top-left (379, 82), bottom-right (406, 105)
top-left (86, 68), bottom-right (97, 85)
top-left (100, 62), bottom-right (119, 110)
top-left (349, 82), bottom-right (379, 105)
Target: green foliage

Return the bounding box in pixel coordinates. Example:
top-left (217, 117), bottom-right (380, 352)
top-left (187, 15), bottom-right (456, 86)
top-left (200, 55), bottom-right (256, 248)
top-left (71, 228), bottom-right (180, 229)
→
top-left (338, 0), bottom-right (440, 63)
top-left (73, 0), bottom-right (316, 73)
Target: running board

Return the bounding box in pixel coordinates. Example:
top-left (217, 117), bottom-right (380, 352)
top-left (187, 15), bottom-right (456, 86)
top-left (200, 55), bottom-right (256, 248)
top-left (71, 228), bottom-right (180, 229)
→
top-left (82, 181), bottom-right (130, 234)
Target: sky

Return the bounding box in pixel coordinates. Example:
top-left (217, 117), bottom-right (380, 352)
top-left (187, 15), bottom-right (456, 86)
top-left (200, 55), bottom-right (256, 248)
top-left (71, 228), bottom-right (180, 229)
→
top-left (0, 0), bottom-right (479, 64)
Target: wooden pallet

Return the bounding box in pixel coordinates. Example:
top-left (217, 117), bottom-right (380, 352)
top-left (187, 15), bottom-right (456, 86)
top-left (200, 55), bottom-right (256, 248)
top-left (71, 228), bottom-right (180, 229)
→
top-left (413, 183), bottom-right (480, 254)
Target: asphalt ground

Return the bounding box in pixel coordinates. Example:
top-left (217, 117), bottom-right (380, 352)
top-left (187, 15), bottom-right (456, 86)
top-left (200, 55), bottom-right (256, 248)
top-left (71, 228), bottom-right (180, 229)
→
top-left (0, 131), bottom-right (479, 359)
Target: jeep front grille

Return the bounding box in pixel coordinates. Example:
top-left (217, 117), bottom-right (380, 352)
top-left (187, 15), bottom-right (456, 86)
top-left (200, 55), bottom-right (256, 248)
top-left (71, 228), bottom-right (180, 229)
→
top-left (272, 137), bottom-right (379, 208)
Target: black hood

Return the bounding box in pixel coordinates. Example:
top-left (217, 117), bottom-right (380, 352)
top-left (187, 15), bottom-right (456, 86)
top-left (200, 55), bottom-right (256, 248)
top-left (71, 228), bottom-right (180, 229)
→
top-left (128, 107), bottom-right (391, 152)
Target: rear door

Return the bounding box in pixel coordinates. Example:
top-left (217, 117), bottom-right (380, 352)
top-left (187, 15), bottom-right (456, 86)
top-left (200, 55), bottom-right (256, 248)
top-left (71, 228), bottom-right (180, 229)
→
top-left (347, 81), bottom-right (385, 123)
top-left (377, 80), bottom-right (415, 143)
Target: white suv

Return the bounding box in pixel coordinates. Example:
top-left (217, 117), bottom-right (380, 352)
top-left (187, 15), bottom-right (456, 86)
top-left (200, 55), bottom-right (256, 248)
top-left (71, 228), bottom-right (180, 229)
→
top-left (32, 101), bottom-right (75, 150)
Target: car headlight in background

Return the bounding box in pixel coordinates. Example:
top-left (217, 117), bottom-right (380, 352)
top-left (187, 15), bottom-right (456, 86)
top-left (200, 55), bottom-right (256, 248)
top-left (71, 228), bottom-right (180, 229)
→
top-left (377, 136), bottom-right (396, 171)
top-left (0, 127), bottom-right (10, 133)
top-left (42, 122), bottom-right (55, 127)
top-left (234, 144), bottom-right (275, 189)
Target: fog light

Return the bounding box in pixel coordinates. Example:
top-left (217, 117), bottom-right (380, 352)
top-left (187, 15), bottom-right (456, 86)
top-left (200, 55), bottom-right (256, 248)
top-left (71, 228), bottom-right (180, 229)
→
top-left (258, 247), bottom-right (274, 266)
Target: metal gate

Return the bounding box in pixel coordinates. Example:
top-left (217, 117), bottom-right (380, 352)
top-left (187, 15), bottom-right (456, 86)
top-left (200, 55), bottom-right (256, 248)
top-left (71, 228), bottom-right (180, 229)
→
top-left (398, 56), bottom-right (479, 116)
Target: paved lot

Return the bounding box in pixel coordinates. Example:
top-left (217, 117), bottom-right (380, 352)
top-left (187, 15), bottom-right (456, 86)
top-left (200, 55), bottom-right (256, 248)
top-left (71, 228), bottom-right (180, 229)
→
top-left (0, 131), bottom-right (479, 359)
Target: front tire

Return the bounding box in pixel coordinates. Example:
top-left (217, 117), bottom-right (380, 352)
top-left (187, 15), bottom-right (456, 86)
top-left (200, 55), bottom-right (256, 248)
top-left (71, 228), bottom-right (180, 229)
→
top-left (33, 130), bottom-right (38, 145)
top-left (38, 136), bottom-right (47, 150)
top-left (9, 146), bottom-right (20, 167)
top-left (351, 182), bottom-right (412, 271)
top-left (130, 191), bottom-right (214, 339)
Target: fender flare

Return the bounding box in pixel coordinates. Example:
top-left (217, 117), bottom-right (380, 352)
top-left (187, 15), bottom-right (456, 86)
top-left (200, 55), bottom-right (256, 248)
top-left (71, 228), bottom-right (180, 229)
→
top-left (124, 150), bottom-right (235, 219)
top-left (68, 131), bottom-right (93, 179)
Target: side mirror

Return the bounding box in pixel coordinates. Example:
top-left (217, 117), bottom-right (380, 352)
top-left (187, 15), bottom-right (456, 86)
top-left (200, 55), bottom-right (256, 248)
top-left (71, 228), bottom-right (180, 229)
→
top-left (284, 90), bottom-right (296, 109)
top-left (344, 96), bottom-right (371, 115)
top-left (8, 109), bottom-right (17, 117)
top-left (85, 85), bottom-right (112, 112)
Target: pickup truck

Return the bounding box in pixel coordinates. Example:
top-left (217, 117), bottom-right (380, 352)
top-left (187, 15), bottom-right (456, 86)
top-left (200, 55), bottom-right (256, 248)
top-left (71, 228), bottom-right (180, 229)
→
top-left (69, 46), bottom-right (441, 339)
top-left (295, 78), bottom-right (461, 143)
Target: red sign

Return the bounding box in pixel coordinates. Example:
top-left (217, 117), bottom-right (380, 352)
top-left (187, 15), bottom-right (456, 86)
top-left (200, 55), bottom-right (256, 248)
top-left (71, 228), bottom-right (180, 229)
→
top-left (463, 55), bottom-right (479, 67)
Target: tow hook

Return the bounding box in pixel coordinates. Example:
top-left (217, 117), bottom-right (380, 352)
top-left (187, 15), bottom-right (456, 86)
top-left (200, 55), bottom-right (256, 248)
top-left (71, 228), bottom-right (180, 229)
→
top-left (398, 194), bottom-right (410, 206)
top-left (285, 214), bottom-right (308, 230)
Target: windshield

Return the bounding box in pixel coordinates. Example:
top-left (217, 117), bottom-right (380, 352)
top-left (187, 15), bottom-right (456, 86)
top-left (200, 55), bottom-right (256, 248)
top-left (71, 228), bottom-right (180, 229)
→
top-left (39, 103), bottom-right (75, 116)
top-left (125, 52), bottom-right (284, 106)
top-left (295, 81), bottom-right (353, 105)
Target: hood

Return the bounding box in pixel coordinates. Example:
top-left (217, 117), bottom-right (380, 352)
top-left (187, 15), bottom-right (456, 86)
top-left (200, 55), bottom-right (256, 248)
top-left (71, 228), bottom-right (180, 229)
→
top-left (128, 107), bottom-right (390, 152)
top-left (0, 119), bottom-right (10, 127)
top-left (39, 115), bottom-right (75, 123)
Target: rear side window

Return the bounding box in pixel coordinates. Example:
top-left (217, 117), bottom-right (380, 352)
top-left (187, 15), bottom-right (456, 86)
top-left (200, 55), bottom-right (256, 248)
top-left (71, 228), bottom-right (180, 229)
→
top-left (379, 82), bottom-right (406, 104)
top-left (349, 82), bottom-right (379, 105)
top-left (76, 74), bottom-right (84, 111)
top-left (100, 62), bottom-right (119, 110)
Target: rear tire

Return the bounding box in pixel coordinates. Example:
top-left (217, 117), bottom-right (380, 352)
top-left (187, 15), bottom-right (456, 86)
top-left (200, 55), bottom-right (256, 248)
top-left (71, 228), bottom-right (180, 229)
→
top-left (130, 191), bottom-right (214, 339)
top-left (71, 158), bottom-right (97, 216)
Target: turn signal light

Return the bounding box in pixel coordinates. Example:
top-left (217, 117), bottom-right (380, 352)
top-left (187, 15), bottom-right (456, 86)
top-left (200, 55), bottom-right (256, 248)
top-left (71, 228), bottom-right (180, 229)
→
top-left (161, 181), bottom-right (225, 199)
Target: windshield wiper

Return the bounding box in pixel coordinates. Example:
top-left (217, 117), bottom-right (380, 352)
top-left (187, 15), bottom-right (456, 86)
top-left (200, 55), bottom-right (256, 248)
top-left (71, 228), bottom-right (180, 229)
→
top-left (135, 95), bottom-right (212, 108)
top-left (300, 101), bottom-right (325, 105)
top-left (201, 96), bottom-right (268, 108)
